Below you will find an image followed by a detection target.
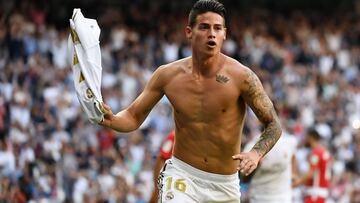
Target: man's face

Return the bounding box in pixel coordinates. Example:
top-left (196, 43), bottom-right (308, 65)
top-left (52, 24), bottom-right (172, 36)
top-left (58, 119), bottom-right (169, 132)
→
top-left (304, 135), bottom-right (312, 148)
top-left (186, 12), bottom-right (226, 56)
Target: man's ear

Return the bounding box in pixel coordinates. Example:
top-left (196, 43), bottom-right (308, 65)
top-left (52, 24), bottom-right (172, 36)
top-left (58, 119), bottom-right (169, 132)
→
top-left (185, 26), bottom-right (192, 39)
top-left (224, 27), bottom-right (227, 40)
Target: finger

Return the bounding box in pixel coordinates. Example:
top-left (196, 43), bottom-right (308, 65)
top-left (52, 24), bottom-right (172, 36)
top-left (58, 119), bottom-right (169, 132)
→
top-left (232, 154), bottom-right (245, 160)
top-left (240, 160), bottom-right (253, 174)
top-left (238, 159), bottom-right (249, 170)
top-left (104, 103), bottom-right (112, 110)
top-left (247, 165), bottom-right (257, 176)
top-left (245, 163), bottom-right (257, 176)
top-left (99, 118), bottom-right (108, 126)
top-left (100, 102), bottom-right (109, 113)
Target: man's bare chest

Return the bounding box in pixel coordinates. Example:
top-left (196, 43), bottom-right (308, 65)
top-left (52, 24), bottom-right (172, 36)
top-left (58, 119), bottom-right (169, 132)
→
top-left (164, 75), bottom-right (239, 121)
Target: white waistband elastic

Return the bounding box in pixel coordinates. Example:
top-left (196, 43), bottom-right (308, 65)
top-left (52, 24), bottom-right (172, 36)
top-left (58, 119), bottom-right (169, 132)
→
top-left (305, 187), bottom-right (329, 198)
top-left (171, 156), bottom-right (239, 183)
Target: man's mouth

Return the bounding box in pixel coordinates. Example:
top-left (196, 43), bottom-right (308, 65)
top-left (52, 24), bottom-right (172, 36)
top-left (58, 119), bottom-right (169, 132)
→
top-left (207, 41), bottom-right (216, 48)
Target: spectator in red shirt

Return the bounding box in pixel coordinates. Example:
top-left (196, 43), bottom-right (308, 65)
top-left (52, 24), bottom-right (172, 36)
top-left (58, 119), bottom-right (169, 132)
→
top-left (293, 128), bottom-right (331, 203)
top-left (97, 128), bottom-right (115, 152)
top-left (149, 131), bottom-right (175, 203)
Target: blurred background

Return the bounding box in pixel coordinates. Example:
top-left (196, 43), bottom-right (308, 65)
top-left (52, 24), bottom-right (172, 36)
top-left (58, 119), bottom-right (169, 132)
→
top-left (0, 0), bottom-right (360, 202)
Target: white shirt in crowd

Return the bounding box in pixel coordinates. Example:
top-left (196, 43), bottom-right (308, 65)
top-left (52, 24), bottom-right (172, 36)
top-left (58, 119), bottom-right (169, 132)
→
top-left (244, 132), bottom-right (298, 203)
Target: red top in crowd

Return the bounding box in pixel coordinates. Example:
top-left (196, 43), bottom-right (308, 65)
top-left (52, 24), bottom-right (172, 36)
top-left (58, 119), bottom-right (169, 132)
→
top-left (159, 131), bottom-right (175, 160)
top-left (306, 146), bottom-right (331, 189)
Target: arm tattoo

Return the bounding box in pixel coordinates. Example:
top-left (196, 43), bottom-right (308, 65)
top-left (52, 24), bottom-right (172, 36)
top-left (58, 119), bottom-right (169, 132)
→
top-left (252, 108), bottom-right (282, 157)
top-left (243, 71), bottom-right (282, 157)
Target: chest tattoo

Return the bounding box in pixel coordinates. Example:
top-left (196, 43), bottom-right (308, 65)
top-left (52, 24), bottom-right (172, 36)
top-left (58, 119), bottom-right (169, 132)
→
top-left (215, 74), bottom-right (230, 83)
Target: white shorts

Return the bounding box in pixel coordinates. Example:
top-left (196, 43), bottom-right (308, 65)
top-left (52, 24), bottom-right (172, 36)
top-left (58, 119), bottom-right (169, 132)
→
top-left (250, 195), bottom-right (292, 203)
top-left (157, 156), bottom-right (241, 203)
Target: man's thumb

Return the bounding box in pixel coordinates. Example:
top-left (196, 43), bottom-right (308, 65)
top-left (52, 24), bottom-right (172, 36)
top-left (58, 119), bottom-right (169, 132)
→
top-left (232, 154), bottom-right (244, 160)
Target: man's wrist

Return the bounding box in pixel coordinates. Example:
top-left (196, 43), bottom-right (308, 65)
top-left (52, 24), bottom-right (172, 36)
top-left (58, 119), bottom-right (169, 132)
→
top-left (250, 149), bottom-right (262, 160)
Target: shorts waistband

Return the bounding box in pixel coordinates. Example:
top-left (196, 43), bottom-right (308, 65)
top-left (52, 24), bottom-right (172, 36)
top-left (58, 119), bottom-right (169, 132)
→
top-left (305, 187), bottom-right (329, 198)
top-left (171, 156), bottom-right (239, 183)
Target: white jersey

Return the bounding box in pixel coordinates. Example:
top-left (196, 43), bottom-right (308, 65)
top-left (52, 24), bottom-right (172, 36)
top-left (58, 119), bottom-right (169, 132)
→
top-left (245, 133), bottom-right (298, 203)
top-left (68, 9), bottom-right (104, 123)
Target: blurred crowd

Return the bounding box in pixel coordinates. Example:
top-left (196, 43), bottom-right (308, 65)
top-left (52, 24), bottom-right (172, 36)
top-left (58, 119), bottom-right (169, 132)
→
top-left (0, 0), bottom-right (359, 203)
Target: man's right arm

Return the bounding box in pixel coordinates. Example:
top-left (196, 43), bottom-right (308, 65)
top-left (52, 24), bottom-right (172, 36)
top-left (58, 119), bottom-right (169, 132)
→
top-left (100, 66), bottom-right (166, 132)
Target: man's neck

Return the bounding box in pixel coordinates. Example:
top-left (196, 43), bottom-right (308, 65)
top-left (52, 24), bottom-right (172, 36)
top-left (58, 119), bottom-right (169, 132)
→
top-left (191, 52), bottom-right (223, 77)
top-left (311, 141), bottom-right (321, 149)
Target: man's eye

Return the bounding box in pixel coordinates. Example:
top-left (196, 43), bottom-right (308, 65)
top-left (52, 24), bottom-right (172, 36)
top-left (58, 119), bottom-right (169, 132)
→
top-left (198, 25), bottom-right (209, 29)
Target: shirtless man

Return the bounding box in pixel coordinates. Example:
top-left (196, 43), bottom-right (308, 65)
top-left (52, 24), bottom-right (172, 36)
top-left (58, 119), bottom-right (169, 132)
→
top-left (100, 0), bottom-right (282, 202)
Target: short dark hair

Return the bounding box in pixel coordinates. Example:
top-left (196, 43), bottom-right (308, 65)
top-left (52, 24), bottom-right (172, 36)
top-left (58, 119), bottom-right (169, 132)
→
top-left (188, 0), bottom-right (226, 27)
top-left (307, 128), bottom-right (321, 140)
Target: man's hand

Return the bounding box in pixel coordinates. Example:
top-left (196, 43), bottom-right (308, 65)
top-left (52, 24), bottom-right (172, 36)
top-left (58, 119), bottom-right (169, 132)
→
top-left (232, 150), bottom-right (261, 176)
top-left (292, 176), bottom-right (301, 188)
top-left (99, 103), bottom-right (114, 127)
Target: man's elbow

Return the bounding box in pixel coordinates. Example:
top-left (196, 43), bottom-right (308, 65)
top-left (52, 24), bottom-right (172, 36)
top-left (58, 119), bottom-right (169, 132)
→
top-left (276, 121), bottom-right (282, 137)
top-left (276, 119), bottom-right (282, 139)
top-left (109, 111), bottom-right (142, 132)
top-left (268, 117), bottom-right (282, 141)
top-left (122, 117), bottom-right (142, 132)
top-left (125, 111), bottom-right (145, 131)
top-left (108, 122), bottom-right (137, 133)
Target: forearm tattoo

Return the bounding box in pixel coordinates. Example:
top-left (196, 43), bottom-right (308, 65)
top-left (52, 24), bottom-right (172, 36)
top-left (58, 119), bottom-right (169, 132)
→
top-left (252, 109), bottom-right (282, 157)
top-left (243, 71), bottom-right (282, 157)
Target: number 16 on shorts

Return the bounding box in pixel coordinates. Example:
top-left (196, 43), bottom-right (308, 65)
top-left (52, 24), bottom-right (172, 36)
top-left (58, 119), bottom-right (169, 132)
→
top-left (165, 177), bottom-right (187, 192)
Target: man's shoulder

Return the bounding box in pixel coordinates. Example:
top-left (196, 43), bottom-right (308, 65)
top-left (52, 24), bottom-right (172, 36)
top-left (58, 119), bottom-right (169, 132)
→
top-left (224, 55), bottom-right (252, 77)
top-left (223, 55), bottom-right (256, 86)
top-left (310, 147), bottom-right (325, 159)
top-left (156, 57), bottom-right (191, 75)
top-left (163, 57), bottom-right (191, 68)
top-left (314, 146), bottom-right (330, 158)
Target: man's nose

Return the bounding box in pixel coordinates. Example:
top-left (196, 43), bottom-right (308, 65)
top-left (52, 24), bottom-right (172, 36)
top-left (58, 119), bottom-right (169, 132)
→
top-left (208, 28), bottom-right (215, 38)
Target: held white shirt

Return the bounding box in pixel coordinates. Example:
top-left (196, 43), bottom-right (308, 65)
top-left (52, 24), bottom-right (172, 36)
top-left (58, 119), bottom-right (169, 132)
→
top-left (68, 9), bottom-right (104, 123)
top-left (245, 133), bottom-right (298, 203)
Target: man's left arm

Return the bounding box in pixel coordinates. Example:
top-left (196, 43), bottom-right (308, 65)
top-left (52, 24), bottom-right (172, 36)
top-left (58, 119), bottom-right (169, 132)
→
top-left (233, 68), bottom-right (282, 176)
top-left (293, 153), bottom-right (318, 187)
top-left (292, 168), bottom-right (314, 187)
